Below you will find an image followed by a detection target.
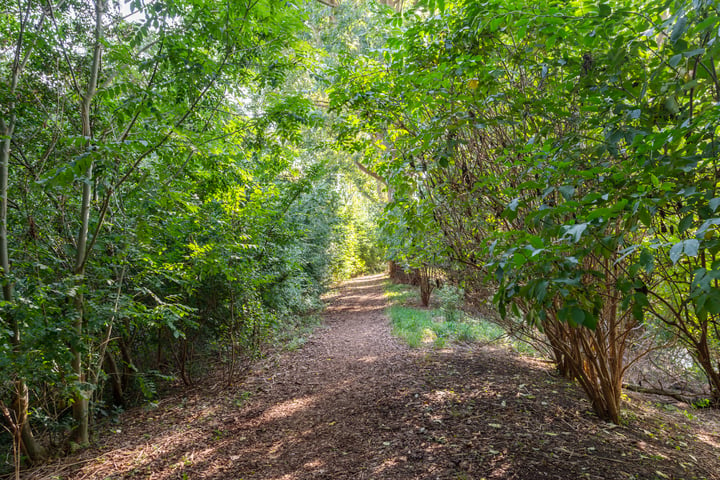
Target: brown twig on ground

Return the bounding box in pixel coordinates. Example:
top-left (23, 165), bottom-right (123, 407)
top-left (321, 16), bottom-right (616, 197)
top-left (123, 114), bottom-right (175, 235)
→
top-left (623, 383), bottom-right (702, 404)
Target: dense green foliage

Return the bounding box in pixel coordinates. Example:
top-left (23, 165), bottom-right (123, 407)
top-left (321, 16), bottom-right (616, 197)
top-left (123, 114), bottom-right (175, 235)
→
top-left (332, 0), bottom-right (720, 423)
top-left (0, 0), bottom-right (384, 467)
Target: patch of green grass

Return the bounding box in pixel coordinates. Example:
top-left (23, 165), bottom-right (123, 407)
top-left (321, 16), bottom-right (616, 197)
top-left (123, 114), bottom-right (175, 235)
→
top-left (384, 281), bottom-right (417, 305)
top-left (388, 305), bottom-right (434, 347)
top-left (509, 337), bottom-right (541, 356)
top-left (387, 304), bottom-right (504, 348)
top-left (384, 282), bottom-right (540, 354)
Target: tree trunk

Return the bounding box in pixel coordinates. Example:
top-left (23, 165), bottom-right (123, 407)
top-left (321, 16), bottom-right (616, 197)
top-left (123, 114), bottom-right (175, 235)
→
top-left (694, 341), bottom-right (720, 405)
top-left (103, 350), bottom-right (124, 406)
top-left (418, 265), bottom-right (433, 307)
top-left (70, 0), bottom-right (105, 445)
top-left (18, 383), bottom-right (47, 462)
top-left (118, 336), bottom-right (136, 392)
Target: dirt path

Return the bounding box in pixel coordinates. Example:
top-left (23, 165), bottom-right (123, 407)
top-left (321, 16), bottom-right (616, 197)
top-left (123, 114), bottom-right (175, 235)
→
top-left (26, 274), bottom-right (720, 479)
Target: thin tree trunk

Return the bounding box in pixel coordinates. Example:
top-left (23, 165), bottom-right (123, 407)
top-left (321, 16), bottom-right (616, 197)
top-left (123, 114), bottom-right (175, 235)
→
top-left (17, 382), bottom-right (47, 461)
top-left (103, 350), bottom-right (124, 406)
top-left (70, 0), bottom-right (105, 445)
top-left (118, 336), bottom-right (136, 391)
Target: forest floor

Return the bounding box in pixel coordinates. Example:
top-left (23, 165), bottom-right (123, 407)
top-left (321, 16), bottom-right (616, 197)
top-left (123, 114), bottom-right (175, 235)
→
top-left (23, 274), bottom-right (720, 480)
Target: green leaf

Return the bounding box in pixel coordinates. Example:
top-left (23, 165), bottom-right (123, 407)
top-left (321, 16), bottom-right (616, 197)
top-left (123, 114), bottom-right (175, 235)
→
top-left (558, 185), bottom-right (575, 200)
top-left (669, 239), bottom-right (699, 264)
top-left (563, 223), bottom-right (588, 243)
top-left (639, 249), bottom-right (654, 273)
top-left (682, 79), bottom-right (699, 91)
top-left (706, 291), bottom-right (720, 315)
top-left (571, 307), bottom-right (585, 325)
top-left (679, 214), bottom-right (694, 233)
top-left (669, 242), bottom-right (683, 264)
top-left (560, 305), bottom-right (596, 329)
top-left (696, 218), bottom-right (720, 238)
top-left (664, 97), bottom-right (680, 114)
top-left (638, 208), bottom-right (652, 227)
top-left (670, 15), bottom-right (687, 44)
top-left (598, 3), bottom-right (611, 18)
top-left (631, 290), bottom-right (649, 321)
top-left (683, 48), bottom-right (705, 58)
top-left (668, 54), bottom-right (683, 67)
top-left (535, 280), bottom-right (548, 302)
top-left (581, 310), bottom-right (597, 329)
top-left (684, 239), bottom-right (699, 258)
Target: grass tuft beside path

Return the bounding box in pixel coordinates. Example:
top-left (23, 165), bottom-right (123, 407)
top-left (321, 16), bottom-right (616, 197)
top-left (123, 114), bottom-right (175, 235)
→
top-left (384, 281), bottom-right (505, 348)
top-left (387, 304), bottom-right (499, 348)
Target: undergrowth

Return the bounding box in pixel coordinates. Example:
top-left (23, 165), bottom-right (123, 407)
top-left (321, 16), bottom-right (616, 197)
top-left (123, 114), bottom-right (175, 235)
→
top-left (273, 314), bottom-right (324, 351)
top-left (385, 281), bottom-right (536, 354)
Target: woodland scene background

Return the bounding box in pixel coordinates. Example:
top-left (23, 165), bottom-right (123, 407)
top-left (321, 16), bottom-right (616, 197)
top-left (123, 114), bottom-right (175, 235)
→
top-left (2, 0), bottom-right (720, 475)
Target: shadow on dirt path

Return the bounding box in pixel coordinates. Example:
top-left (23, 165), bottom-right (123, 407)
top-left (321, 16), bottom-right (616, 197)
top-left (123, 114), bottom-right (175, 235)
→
top-left (221, 273), bottom-right (418, 478)
top-left (25, 274), bottom-right (720, 480)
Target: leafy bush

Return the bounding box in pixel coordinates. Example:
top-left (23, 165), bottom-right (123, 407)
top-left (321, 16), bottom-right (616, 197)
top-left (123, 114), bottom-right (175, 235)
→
top-left (436, 285), bottom-right (464, 322)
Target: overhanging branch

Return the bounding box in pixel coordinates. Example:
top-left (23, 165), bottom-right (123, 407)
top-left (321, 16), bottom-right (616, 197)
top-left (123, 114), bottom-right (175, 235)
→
top-left (354, 160), bottom-right (385, 185)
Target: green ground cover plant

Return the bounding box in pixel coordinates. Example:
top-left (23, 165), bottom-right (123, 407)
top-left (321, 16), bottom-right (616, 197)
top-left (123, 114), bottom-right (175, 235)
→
top-left (385, 281), bottom-right (535, 354)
